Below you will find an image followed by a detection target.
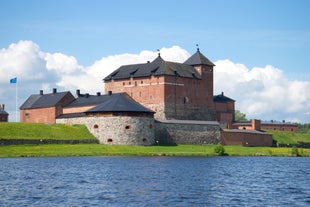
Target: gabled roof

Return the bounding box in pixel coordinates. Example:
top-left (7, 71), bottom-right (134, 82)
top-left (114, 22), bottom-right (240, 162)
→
top-left (103, 55), bottom-right (202, 81)
top-left (184, 49), bottom-right (215, 66)
top-left (86, 93), bottom-right (154, 114)
top-left (20, 91), bottom-right (74, 109)
top-left (213, 92), bottom-right (235, 103)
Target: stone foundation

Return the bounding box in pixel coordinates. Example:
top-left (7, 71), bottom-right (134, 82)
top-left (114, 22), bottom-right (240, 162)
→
top-left (155, 119), bottom-right (221, 145)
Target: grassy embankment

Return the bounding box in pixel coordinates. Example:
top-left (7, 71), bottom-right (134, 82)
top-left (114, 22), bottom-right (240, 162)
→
top-left (0, 122), bottom-right (310, 157)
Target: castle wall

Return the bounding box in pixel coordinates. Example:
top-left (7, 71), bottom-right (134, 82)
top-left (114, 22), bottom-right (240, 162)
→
top-left (221, 130), bottom-right (273, 147)
top-left (104, 74), bottom-right (216, 121)
top-left (154, 120), bottom-right (221, 145)
top-left (56, 115), bottom-right (155, 145)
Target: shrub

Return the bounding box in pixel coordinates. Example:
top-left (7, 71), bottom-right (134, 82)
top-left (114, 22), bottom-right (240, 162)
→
top-left (214, 145), bottom-right (225, 156)
top-left (291, 146), bottom-right (299, 156)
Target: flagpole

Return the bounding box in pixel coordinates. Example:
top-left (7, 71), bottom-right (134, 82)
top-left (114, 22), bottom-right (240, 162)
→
top-left (16, 79), bottom-right (18, 122)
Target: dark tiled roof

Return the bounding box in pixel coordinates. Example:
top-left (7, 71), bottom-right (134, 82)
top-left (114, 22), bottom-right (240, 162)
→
top-left (57, 112), bottom-right (86, 119)
top-left (20, 91), bottom-right (73, 109)
top-left (103, 55), bottom-right (202, 81)
top-left (0, 109), bottom-right (8, 115)
top-left (64, 93), bottom-right (116, 108)
top-left (213, 93), bottom-right (235, 103)
top-left (86, 93), bottom-right (154, 113)
top-left (184, 49), bottom-right (215, 66)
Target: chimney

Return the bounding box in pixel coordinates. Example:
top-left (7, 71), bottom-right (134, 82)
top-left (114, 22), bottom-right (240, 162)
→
top-left (53, 88), bottom-right (57, 94)
top-left (108, 91), bottom-right (112, 95)
top-left (76, 89), bottom-right (81, 97)
top-left (40, 90), bottom-right (43, 95)
top-left (85, 93), bottom-right (89, 98)
top-left (97, 92), bottom-right (101, 96)
top-left (1, 104), bottom-right (4, 111)
top-left (252, 119), bottom-right (261, 131)
top-left (221, 92), bottom-right (224, 96)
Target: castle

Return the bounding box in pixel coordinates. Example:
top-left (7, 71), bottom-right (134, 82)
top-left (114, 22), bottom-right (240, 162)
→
top-left (20, 49), bottom-right (280, 146)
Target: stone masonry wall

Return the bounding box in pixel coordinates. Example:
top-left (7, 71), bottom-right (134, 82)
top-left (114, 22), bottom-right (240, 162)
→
top-left (154, 120), bottom-right (221, 145)
top-left (57, 116), bottom-right (155, 145)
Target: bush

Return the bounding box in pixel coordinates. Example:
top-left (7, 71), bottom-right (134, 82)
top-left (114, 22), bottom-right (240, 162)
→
top-left (214, 145), bottom-right (226, 156)
top-left (291, 146), bottom-right (299, 156)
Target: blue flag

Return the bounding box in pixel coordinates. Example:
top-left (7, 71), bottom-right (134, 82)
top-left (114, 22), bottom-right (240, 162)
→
top-left (10, 77), bottom-right (17, 84)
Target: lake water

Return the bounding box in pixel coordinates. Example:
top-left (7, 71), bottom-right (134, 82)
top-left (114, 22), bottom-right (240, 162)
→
top-left (0, 156), bottom-right (309, 207)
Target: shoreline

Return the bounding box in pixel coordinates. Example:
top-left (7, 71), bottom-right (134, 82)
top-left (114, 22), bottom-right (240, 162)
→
top-left (0, 144), bottom-right (309, 158)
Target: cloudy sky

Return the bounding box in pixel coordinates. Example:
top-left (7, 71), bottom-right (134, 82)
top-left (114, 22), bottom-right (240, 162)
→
top-left (0, 0), bottom-right (309, 123)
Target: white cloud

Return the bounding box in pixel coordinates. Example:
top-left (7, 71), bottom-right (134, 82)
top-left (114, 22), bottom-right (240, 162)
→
top-left (0, 40), bottom-right (309, 123)
top-left (214, 60), bottom-right (310, 123)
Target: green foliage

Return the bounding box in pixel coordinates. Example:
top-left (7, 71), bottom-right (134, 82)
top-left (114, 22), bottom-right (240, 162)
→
top-left (235, 110), bottom-right (247, 121)
top-left (298, 123), bottom-right (310, 134)
top-left (214, 145), bottom-right (226, 156)
top-left (0, 122), bottom-right (96, 140)
top-left (291, 146), bottom-right (299, 156)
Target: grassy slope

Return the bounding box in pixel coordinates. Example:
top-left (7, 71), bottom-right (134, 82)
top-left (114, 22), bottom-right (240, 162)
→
top-left (268, 130), bottom-right (310, 144)
top-left (0, 122), bottom-right (96, 140)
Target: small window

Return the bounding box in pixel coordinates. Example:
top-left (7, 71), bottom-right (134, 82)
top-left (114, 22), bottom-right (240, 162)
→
top-left (93, 124), bottom-right (99, 129)
top-left (139, 91), bottom-right (142, 97)
top-left (125, 125), bottom-right (131, 130)
top-left (135, 81), bottom-right (137, 86)
top-left (142, 138), bottom-right (147, 142)
top-left (107, 139), bottom-right (113, 143)
top-left (123, 82), bottom-right (125, 86)
top-left (141, 81), bottom-right (143, 84)
top-left (243, 127), bottom-right (246, 130)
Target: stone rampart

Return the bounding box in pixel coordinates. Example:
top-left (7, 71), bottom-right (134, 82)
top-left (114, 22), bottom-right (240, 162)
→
top-left (57, 115), bottom-right (155, 145)
top-left (154, 120), bottom-right (221, 145)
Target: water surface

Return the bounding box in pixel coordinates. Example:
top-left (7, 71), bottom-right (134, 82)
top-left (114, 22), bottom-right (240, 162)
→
top-left (0, 156), bottom-right (309, 206)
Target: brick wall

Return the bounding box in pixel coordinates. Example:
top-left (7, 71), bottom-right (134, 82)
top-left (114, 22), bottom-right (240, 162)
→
top-left (20, 107), bottom-right (57, 123)
top-left (221, 130), bottom-right (273, 147)
top-left (105, 73), bottom-right (216, 120)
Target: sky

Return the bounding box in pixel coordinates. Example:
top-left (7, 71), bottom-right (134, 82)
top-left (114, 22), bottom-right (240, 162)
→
top-left (0, 0), bottom-right (309, 123)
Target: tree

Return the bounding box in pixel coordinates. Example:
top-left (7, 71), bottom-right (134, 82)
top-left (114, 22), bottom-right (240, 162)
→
top-left (235, 110), bottom-right (247, 121)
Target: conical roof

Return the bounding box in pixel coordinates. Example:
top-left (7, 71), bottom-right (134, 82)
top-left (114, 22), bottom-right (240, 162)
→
top-left (184, 49), bottom-right (215, 66)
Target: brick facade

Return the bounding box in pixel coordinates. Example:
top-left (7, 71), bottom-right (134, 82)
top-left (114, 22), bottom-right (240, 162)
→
top-left (104, 54), bottom-right (216, 121)
top-left (221, 130), bottom-right (273, 147)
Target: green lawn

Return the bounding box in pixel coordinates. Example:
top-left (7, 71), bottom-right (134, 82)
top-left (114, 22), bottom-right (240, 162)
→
top-left (268, 130), bottom-right (310, 144)
top-left (0, 144), bottom-right (309, 158)
top-left (0, 122), bottom-right (96, 140)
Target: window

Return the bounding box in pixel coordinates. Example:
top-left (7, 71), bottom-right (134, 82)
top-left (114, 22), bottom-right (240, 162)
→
top-left (142, 138), bottom-right (147, 142)
top-left (107, 138), bottom-right (113, 143)
top-left (93, 124), bottom-right (99, 129)
top-left (125, 125), bottom-right (131, 129)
